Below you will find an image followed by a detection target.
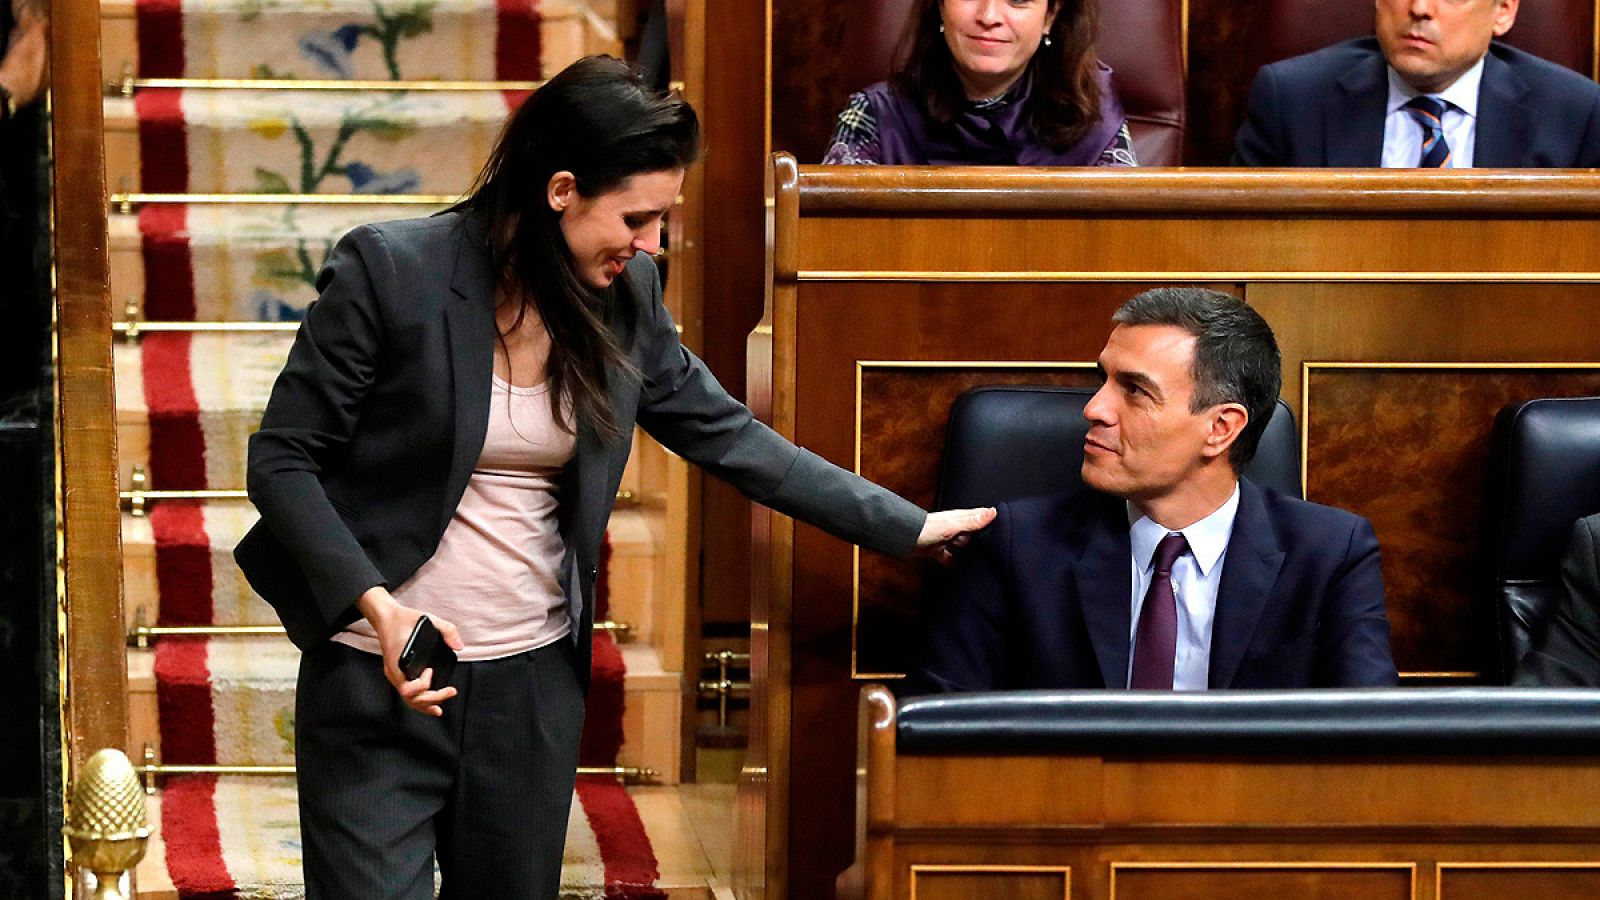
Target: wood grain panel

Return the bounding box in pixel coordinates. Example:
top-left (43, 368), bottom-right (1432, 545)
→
top-left (912, 867), bottom-right (1069, 900)
top-left (1113, 865), bottom-right (1411, 900)
top-left (796, 217), bottom-right (1600, 277)
top-left (1184, 0), bottom-right (1266, 166)
top-left (856, 367), bottom-right (1101, 676)
top-left (1439, 865), bottom-right (1600, 900)
top-left (698, 0), bottom-right (770, 629)
top-left (1305, 367), bottom-right (1600, 674)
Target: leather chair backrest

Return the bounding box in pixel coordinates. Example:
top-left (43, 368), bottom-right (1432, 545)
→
top-left (1254, 0), bottom-right (1593, 79)
top-left (1485, 396), bottom-right (1600, 678)
top-left (837, 0), bottom-right (1187, 165)
top-left (933, 385), bottom-right (1300, 511)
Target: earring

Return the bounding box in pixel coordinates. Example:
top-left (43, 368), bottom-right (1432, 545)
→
top-left (938, 22), bottom-right (944, 33)
top-left (1043, 34), bottom-right (1053, 47)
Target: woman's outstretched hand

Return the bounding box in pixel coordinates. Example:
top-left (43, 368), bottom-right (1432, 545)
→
top-left (915, 507), bottom-right (997, 567)
top-left (357, 586), bottom-right (466, 717)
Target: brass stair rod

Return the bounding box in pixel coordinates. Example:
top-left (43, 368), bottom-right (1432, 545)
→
top-left (114, 321), bottom-right (302, 336)
top-left (129, 607), bottom-right (631, 646)
top-left (113, 75), bottom-right (545, 96)
top-left (111, 192), bottom-right (463, 214)
top-left (139, 746), bottom-right (655, 792)
top-left (122, 464), bottom-right (638, 514)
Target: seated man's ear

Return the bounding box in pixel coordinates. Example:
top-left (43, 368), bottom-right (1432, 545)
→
top-left (1201, 403), bottom-right (1248, 462)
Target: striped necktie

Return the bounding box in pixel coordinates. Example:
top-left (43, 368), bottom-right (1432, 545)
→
top-left (1404, 95), bottom-right (1452, 168)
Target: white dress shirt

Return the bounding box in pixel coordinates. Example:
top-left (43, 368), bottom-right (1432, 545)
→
top-left (1381, 56), bottom-right (1484, 168)
top-left (1127, 484), bottom-right (1241, 690)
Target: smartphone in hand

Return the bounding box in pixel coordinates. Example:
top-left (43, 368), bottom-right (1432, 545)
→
top-left (398, 615), bottom-right (458, 688)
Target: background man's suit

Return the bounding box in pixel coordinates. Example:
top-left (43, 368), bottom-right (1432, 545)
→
top-left (912, 478), bottom-right (1399, 692)
top-left (1515, 513), bottom-right (1600, 686)
top-left (1234, 38), bottom-right (1600, 167)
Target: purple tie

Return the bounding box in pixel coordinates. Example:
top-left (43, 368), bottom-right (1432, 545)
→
top-left (1130, 532), bottom-right (1190, 689)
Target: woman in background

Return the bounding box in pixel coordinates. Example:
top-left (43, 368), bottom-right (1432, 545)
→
top-left (822, 0), bottom-right (1135, 166)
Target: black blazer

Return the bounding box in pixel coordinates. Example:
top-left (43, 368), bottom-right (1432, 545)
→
top-left (1234, 38), bottom-right (1600, 167)
top-left (912, 478), bottom-right (1399, 691)
top-left (235, 210), bottom-right (925, 685)
top-left (1515, 513), bottom-right (1600, 686)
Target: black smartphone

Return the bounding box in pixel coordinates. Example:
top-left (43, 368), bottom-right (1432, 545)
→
top-left (398, 615), bottom-right (457, 687)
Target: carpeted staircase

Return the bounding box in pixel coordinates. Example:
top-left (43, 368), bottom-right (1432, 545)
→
top-left (105, 0), bottom-right (705, 895)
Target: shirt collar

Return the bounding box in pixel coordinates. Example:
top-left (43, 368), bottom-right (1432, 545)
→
top-left (1127, 483), bottom-right (1242, 578)
top-left (1386, 54), bottom-right (1485, 118)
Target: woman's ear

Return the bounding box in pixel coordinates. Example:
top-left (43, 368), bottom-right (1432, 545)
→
top-left (547, 171), bottom-right (577, 213)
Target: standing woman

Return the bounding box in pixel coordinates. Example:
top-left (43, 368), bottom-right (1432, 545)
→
top-left (822, 0), bottom-right (1136, 166)
top-left (236, 56), bottom-right (992, 900)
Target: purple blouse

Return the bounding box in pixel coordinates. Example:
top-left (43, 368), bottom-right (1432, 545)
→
top-left (823, 65), bottom-right (1136, 167)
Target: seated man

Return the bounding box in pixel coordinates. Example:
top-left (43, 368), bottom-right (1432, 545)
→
top-left (1514, 513), bottom-right (1600, 686)
top-left (1233, 0), bottom-right (1600, 167)
top-left (912, 288), bottom-right (1399, 692)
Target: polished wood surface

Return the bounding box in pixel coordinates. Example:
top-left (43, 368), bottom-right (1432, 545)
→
top-left (744, 155), bottom-right (1600, 900)
top-left (854, 686), bottom-right (1600, 900)
top-left (55, 0), bottom-right (130, 769)
top-left (1306, 366), bottom-right (1600, 677)
top-left (698, 0), bottom-right (771, 630)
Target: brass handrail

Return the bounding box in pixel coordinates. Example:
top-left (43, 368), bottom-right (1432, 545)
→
top-left (138, 745), bottom-right (656, 792)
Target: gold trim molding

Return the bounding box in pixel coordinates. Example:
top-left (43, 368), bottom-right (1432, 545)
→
top-left (1437, 861), bottom-right (1600, 898)
top-left (798, 270), bottom-right (1600, 284)
top-left (910, 864), bottom-right (1070, 900)
top-left (1110, 861), bottom-right (1417, 900)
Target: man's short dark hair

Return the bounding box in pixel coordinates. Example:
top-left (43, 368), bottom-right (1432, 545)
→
top-left (1110, 288), bottom-right (1282, 470)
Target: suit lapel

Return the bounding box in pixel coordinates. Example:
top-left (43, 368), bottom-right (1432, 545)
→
top-left (1209, 480), bottom-right (1287, 688)
top-left (1074, 496), bottom-right (1134, 689)
top-left (440, 212), bottom-right (497, 537)
top-left (1326, 54), bottom-right (1389, 166)
top-left (1474, 49), bottom-right (1530, 167)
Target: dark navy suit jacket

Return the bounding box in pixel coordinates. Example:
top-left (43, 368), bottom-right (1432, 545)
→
top-left (1234, 38), bottom-right (1600, 167)
top-left (912, 479), bottom-right (1400, 692)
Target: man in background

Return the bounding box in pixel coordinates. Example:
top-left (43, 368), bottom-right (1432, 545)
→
top-left (1234, 0), bottom-right (1600, 167)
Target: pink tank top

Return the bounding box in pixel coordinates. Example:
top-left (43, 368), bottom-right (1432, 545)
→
top-left (335, 375), bottom-right (576, 661)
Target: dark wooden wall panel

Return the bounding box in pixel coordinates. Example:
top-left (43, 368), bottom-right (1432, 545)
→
top-left (1305, 368), bottom-right (1600, 676)
top-left (1113, 867), bottom-right (1412, 900)
top-left (698, 0), bottom-right (769, 627)
top-left (1439, 867), bottom-right (1600, 900)
top-left (911, 869), bottom-right (1068, 900)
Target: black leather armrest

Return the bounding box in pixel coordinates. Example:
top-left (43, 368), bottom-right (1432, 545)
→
top-left (895, 688), bottom-right (1600, 756)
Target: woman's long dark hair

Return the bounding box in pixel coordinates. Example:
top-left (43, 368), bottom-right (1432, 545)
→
top-left (460, 55), bottom-right (701, 442)
top-left (892, 0), bottom-right (1102, 151)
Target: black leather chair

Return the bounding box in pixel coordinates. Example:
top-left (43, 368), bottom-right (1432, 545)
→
top-left (933, 385), bottom-right (1300, 511)
top-left (896, 688), bottom-right (1600, 756)
top-left (1484, 396), bottom-right (1600, 680)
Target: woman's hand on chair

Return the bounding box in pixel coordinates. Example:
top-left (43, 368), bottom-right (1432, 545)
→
top-left (357, 585), bottom-right (465, 716)
top-left (914, 507), bottom-right (997, 567)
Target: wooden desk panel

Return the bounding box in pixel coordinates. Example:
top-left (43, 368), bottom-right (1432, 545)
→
top-left (742, 161), bottom-right (1600, 900)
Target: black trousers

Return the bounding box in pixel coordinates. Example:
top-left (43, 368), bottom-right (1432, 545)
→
top-left (295, 638), bottom-right (586, 899)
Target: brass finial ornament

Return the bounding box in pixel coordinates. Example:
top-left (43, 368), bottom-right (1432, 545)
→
top-left (63, 749), bottom-right (151, 900)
